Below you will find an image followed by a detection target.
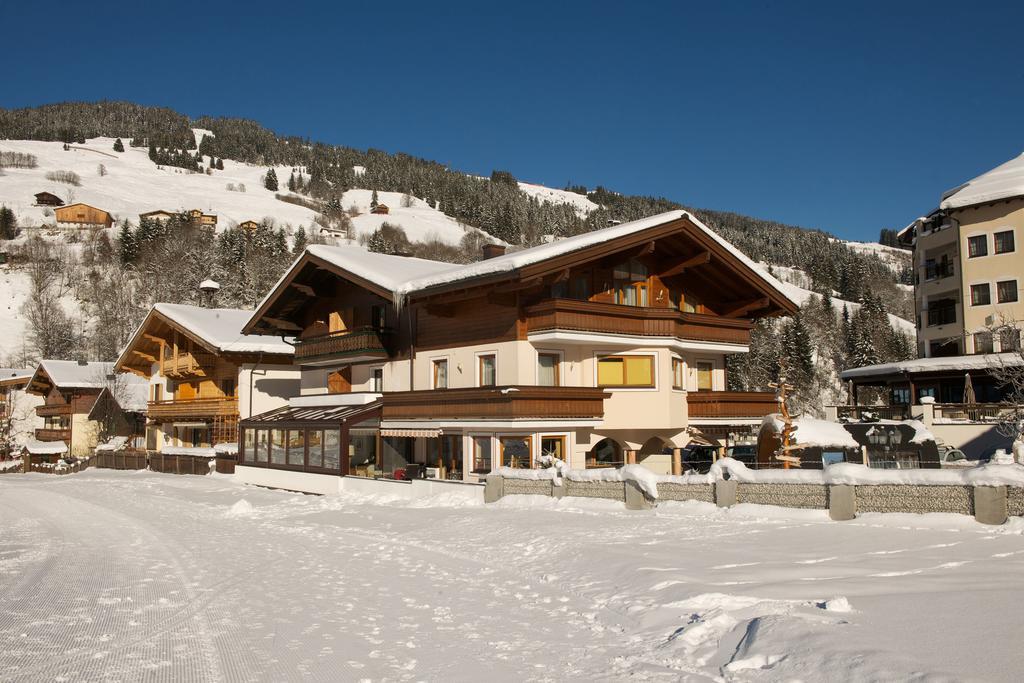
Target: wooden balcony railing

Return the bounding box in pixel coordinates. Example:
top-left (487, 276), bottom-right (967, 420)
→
top-left (382, 386), bottom-right (608, 421)
top-left (687, 391), bottom-right (779, 419)
top-left (294, 327), bottom-right (388, 363)
top-left (933, 403), bottom-right (1012, 423)
top-left (147, 397), bottom-right (239, 421)
top-left (35, 428), bottom-right (72, 442)
top-left (834, 405), bottom-right (911, 421)
top-left (160, 351), bottom-right (218, 378)
top-left (36, 403), bottom-right (74, 417)
top-left (525, 299), bottom-right (753, 346)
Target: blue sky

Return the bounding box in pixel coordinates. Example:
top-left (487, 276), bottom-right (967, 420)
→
top-left (3, 0), bottom-right (1022, 241)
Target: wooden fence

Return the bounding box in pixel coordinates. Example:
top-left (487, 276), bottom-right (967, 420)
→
top-left (93, 450), bottom-right (148, 470)
top-left (11, 450), bottom-right (236, 476)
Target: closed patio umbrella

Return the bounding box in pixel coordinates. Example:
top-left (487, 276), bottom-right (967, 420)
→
top-left (963, 373), bottom-right (976, 405)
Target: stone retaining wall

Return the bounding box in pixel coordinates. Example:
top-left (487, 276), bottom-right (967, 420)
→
top-left (486, 474), bottom-right (1021, 525)
top-left (736, 483), bottom-right (828, 509)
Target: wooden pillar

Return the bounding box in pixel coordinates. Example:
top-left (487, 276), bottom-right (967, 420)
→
top-left (671, 448), bottom-right (682, 476)
top-left (626, 449), bottom-right (637, 465)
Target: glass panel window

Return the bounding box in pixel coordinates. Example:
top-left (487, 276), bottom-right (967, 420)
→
top-left (994, 230), bottom-right (1015, 254)
top-left (997, 280), bottom-right (1018, 303)
top-left (597, 355), bottom-right (654, 388)
top-left (349, 432), bottom-right (376, 473)
top-left (500, 436), bottom-right (532, 469)
top-left (890, 387), bottom-right (911, 405)
top-left (696, 361), bottom-right (714, 391)
top-left (1000, 327), bottom-right (1021, 352)
top-left (433, 359), bottom-right (448, 389)
top-left (256, 429), bottom-right (269, 463)
top-left (569, 274), bottom-right (590, 300)
top-left (243, 429), bottom-right (256, 463)
top-left (967, 234), bottom-right (988, 258)
top-left (540, 436), bottom-right (566, 461)
top-left (975, 331), bottom-right (994, 354)
top-left (970, 283), bottom-right (991, 306)
top-left (587, 438), bottom-right (623, 468)
top-left (472, 436), bottom-right (492, 474)
top-left (613, 259), bottom-right (648, 307)
top-left (538, 353), bottom-right (559, 386)
top-left (287, 430), bottom-right (306, 466)
top-left (479, 355), bottom-right (496, 387)
top-left (672, 357), bottom-right (685, 389)
top-left (323, 430), bottom-right (341, 471)
top-left (307, 430), bottom-right (324, 469)
top-left (551, 280), bottom-right (568, 298)
top-left (270, 429), bottom-right (286, 465)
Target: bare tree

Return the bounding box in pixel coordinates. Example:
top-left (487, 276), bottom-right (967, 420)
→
top-left (0, 388), bottom-right (37, 458)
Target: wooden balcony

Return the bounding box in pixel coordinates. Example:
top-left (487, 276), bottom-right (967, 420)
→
top-left (382, 386), bottom-right (608, 421)
top-left (834, 405), bottom-right (911, 421)
top-left (160, 351), bottom-right (217, 378)
top-left (687, 391), bottom-right (779, 419)
top-left (525, 299), bottom-right (753, 346)
top-left (36, 403), bottom-right (74, 417)
top-left (35, 428), bottom-right (71, 442)
top-left (294, 327), bottom-right (389, 365)
top-left (147, 397), bottom-right (239, 421)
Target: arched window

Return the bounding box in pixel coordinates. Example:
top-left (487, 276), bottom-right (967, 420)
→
top-left (587, 438), bottom-right (623, 469)
top-left (613, 259), bottom-right (648, 306)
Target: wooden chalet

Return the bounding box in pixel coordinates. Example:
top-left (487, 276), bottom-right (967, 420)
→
top-left (24, 360), bottom-right (146, 458)
top-left (114, 303), bottom-right (298, 452)
top-left (239, 220), bottom-right (260, 231)
top-left (34, 191), bottom-right (64, 207)
top-left (235, 210), bottom-right (798, 489)
top-left (54, 203), bottom-right (114, 229)
top-left (139, 209), bottom-right (177, 223)
top-left (370, 203), bottom-right (390, 215)
top-left (188, 209), bottom-right (218, 228)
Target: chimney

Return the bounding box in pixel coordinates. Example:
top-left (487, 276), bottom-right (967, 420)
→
top-left (482, 244), bottom-right (506, 260)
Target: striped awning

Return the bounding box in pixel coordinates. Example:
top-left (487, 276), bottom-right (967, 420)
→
top-left (380, 428), bottom-right (442, 438)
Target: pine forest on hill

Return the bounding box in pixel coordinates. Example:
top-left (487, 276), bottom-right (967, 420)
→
top-left (0, 101), bottom-right (916, 415)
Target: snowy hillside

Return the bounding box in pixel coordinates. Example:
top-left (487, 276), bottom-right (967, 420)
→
top-left (838, 239), bottom-right (910, 275)
top-left (766, 263), bottom-right (915, 334)
top-left (517, 181), bottom-right (598, 216)
top-left (0, 136), bottom-right (484, 246)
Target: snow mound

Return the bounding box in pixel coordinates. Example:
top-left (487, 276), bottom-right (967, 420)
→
top-left (820, 596), bottom-right (853, 613)
top-left (225, 499), bottom-right (255, 518)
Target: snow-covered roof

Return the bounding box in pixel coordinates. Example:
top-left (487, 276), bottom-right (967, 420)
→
top-left (256, 211), bottom-right (797, 322)
top-left (940, 152), bottom-right (1024, 210)
top-left (0, 367), bottom-right (34, 385)
top-left (153, 303), bottom-right (294, 355)
top-left (32, 360), bottom-right (118, 389)
top-left (23, 439), bottom-right (68, 455)
top-left (761, 414), bottom-right (860, 449)
top-left (841, 353), bottom-right (1023, 380)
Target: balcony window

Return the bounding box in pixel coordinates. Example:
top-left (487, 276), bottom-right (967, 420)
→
top-left (613, 259), bottom-right (649, 307)
top-left (926, 299), bottom-right (957, 326)
top-left (997, 280), bottom-right (1018, 303)
top-left (537, 352), bottom-right (560, 386)
top-left (929, 339), bottom-right (960, 358)
top-left (994, 230), bottom-right (1015, 254)
top-left (371, 305), bottom-right (386, 330)
top-left (432, 359), bottom-right (448, 389)
top-left (570, 274), bottom-right (590, 300)
top-left (968, 235), bottom-right (988, 258)
top-left (672, 357), bottom-right (685, 389)
top-left (970, 283), bottom-right (991, 306)
top-left (975, 331), bottom-right (994, 354)
top-left (597, 355), bottom-right (654, 388)
top-left (478, 354), bottom-right (496, 387)
top-left (1000, 327), bottom-right (1021, 352)
top-left (924, 258), bottom-right (953, 281)
top-left (371, 368), bottom-right (383, 392)
top-left (472, 436), bottom-right (492, 474)
top-left (696, 361), bottom-right (714, 391)
top-left (499, 435), bottom-right (532, 469)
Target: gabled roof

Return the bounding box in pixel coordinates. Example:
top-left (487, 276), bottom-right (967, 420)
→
top-left (245, 210), bottom-right (799, 334)
top-left (28, 360), bottom-right (118, 392)
top-left (940, 151), bottom-right (1024, 210)
top-left (841, 353), bottom-right (1023, 380)
top-left (115, 303), bottom-right (294, 375)
top-left (55, 202), bottom-right (109, 214)
top-left (0, 367), bottom-right (34, 388)
top-left (87, 383), bottom-right (149, 418)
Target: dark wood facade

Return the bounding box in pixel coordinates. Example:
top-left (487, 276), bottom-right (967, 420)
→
top-left (381, 386), bottom-right (609, 421)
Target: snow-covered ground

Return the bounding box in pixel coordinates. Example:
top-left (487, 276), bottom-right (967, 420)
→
top-left (0, 137), bottom-right (481, 245)
top-left (2, 470), bottom-right (1023, 681)
top-left (517, 181), bottom-right (598, 216)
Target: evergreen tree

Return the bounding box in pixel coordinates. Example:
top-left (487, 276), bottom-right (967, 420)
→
top-left (264, 168), bottom-right (279, 191)
top-left (113, 138), bottom-right (125, 153)
top-left (118, 221), bottom-right (138, 264)
top-left (288, 171), bottom-right (297, 192)
top-left (148, 143), bottom-right (157, 162)
top-left (215, 158), bottom-right (224, 170)
top-left (0, 206), bottom-right (17, 240)
top-left (370, 190), bottom-right (379, 211)
top-left (292, 226), bottom-right (308, 255)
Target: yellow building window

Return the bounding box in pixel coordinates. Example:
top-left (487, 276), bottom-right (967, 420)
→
top-left (597, 355), bottom-right (654, 387)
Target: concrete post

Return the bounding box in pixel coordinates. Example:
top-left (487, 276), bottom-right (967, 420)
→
top-left (974, 485), bottom-right (1008, 525)
top-left (671, 448), bottom-right (682, 476)
top-left (828, 484), bottom-right (856, 521)
top-left (484, 474), bottom-right (504, 504)
top-left (624, 479), bottom-right (653, 510)
top-left (824, 405), bottom-right (839, 421)
top-left (918, 401), bottom-right (935, 427)
top-left (551, 479), bottom-right (565, 498)
top-left (23, 453), bottom-right (30, 473)
top-left (626, 450), bottom-right (637, 465)
top-left (715, 479), bottom-right (737, 507)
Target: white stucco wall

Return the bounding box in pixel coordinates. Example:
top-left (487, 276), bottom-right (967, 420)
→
top-left (239, 364), bottom-right (301, 419)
